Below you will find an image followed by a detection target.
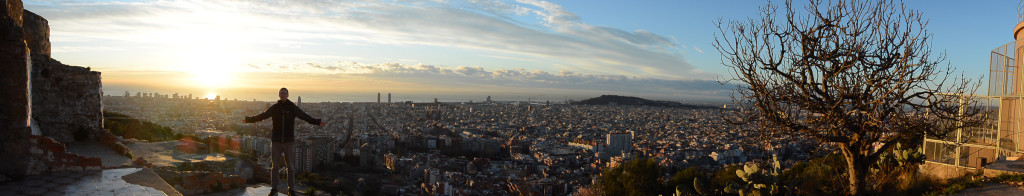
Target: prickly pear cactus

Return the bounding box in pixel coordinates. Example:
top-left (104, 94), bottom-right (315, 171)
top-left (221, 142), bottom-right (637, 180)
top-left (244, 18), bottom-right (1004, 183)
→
top-left (694, 177), bottom-right (710, 195)
top-left (727, 154), bottom-right (787, 196)
top-left (874, 142), bottom-right (926, 174)
top-left (893, 143), bottom-right (925, 166)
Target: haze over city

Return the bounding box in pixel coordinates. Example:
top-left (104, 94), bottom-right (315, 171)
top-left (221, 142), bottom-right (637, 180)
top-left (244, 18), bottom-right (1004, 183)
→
top-left (21, 0), bottom-right (1014, 102)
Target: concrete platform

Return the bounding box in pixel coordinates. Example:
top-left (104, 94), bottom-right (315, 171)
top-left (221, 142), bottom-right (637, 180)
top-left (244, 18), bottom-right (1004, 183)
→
top-left (195, 184), bottom-right (290, 196)
top-left (0, 167), bottom-right (181, 195)
top-left (65, 141), bottom-right (132, 168)
top-left (984, 159), bottom-right (1024, 177)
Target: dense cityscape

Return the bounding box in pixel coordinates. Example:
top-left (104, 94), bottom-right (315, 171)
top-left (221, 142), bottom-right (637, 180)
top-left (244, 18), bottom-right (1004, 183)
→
top-left (8, 0), bottom-right (1024, 195)
top-left (101, 92), bottom-right (822, 195)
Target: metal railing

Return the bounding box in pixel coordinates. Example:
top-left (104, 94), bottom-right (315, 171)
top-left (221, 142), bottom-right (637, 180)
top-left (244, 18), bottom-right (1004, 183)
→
top-left (923, 41), bottom-right (1024, 168)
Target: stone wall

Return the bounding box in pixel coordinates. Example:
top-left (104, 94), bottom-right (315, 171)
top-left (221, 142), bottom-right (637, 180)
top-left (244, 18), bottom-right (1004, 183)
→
top-left (0, 0), bottom-right (32, 181)
top-left (22, 10), bottom-right (47, 57)
top-left (919, 162), bottom-right (980, 180)
top-left (26, 135), bottom-right (102, 174)
top-left (1, 0), bottom-right (108, 181)
top-left (22, 1), bottom-right (103, 143)
top-left (31, 55), bottom-right (104, 143)
top-left (2, 0), bottom-right (22, 26)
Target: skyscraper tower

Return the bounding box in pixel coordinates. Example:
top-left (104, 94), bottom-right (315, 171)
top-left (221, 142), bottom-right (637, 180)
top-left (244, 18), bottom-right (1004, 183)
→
top-left (388, 93), bottom-right (392, 103)
top-left (298, 96), bottom-right (302, 108)
top-left (377, 92), bottom-right (381, 103)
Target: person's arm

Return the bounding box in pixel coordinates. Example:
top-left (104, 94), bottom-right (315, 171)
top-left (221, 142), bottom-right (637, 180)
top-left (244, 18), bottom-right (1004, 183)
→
top-left (294, 106), bottom-right (323, 126)
top-left (244, 104), bottom-right (276, 123)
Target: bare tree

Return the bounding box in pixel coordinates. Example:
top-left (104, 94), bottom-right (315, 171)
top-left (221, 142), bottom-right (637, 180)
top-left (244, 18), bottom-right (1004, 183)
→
top-left (714, 0), bottom-right (985, 195)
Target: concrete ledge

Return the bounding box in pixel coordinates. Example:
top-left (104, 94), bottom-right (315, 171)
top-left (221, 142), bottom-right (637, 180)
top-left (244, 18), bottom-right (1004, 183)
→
top-left (0, 167), bottom-right (181, 195)
top-left (984, 159), bottom-right (1024, 178)
top-left (920, 162), bottom-right (979, 179)
top-left (123, 168), bottom-right (182, 196)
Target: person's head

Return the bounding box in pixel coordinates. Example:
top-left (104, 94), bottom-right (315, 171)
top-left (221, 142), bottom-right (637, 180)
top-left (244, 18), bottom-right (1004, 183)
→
top-left (279, 88), bottom-right (289, 101)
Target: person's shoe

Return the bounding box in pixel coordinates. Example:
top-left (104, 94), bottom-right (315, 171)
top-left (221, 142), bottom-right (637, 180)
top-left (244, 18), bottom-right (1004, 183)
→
top-left (289, 189), bottom-right (297, 196)
top-left (268, 188), bottom-right (278, 196)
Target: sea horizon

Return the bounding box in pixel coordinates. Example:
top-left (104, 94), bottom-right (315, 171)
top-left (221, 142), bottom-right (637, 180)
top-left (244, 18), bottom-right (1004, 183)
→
top-left (101, 86), bottom-right (732, 104)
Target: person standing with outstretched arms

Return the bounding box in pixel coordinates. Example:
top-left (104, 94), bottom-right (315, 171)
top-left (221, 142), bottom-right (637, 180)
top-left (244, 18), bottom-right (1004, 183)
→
top-left (242, 88), bottom-right (325, 196)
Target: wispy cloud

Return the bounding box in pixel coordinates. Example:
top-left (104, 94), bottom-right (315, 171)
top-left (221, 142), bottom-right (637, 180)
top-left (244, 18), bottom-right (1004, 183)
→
top-left (25, 0), bottom-right (722, 100)
top-left (693, 46), bottom-right (704, 54)
top-left (26, 0), bottom-right (697, 78)
top-left (243, 62), bottom-right (731, 99)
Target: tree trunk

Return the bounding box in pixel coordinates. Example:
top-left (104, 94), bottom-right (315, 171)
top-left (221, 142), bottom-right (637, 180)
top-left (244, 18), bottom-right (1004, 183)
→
top-left (842, 147), bottom-right (867, 196)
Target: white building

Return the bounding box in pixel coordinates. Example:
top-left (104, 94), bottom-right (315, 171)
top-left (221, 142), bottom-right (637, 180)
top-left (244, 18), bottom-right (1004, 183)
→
top-left (605, 131), bottom-right (633, 156)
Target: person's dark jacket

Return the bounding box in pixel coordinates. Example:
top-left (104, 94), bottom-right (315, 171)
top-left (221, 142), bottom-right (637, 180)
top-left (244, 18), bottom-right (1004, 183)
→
top-left (244, 99), bottom-right (321, 142)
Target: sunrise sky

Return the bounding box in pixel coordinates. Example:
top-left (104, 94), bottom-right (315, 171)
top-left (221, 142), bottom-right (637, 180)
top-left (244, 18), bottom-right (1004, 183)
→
top-left (22, 0), bottom-right (1019, 102)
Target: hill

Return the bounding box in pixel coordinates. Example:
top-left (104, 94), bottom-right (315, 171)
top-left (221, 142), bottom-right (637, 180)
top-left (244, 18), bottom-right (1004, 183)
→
top-left (575, 95), bottom-right (716, 109)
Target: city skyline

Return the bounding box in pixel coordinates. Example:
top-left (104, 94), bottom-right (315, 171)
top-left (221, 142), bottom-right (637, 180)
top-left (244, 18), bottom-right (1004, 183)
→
top-left (23, 0), bottom-right (1017, 102)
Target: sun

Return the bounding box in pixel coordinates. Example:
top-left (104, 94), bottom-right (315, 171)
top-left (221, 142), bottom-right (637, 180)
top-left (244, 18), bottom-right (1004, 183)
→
top-left (187, 54), bottom-right (237, 88)
top-left (180, 46), bottom-right (243, 89)
top-left (205, 93), bottom-right (218, 100)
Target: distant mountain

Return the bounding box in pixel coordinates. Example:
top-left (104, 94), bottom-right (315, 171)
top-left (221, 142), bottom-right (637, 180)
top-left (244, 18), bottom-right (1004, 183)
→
top-left (575, 95), bottom-right (716, 109)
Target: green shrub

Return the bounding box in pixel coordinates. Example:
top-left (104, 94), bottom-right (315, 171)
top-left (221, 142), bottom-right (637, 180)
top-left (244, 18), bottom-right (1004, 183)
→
top-left (941, 179), bottom-right (981, 195)
top-left (993, 173), bottom-right (1024, 182)
top-left (712, 165), bottom-right (743, 190)
top-left (922, 173), bottom-right (982, 196)
top-left (103, 111), bottom-right (176, 142)
top-left (780, 153), bottom-right (847, 195)
top-left (598, 158), bottom-right (663, 196)
top-left (666, 167), bottom-right (706, 195)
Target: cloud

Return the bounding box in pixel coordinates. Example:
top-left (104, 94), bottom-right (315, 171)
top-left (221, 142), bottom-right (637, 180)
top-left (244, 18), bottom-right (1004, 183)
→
top-left (26, 0), bottom-right (727, 101)
top-left (306, 63), bottom-right (342, 71)
top-left (245, 62), bottom-right (731, 99)
top-left (25, 0), bottom-right (698, 79)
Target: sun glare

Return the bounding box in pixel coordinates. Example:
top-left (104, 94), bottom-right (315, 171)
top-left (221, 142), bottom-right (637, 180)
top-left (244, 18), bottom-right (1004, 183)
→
top-left (187, 53), bottom-right (237, 88)
top-left (205, 93), bottom-right (217, 100)
top-left (162, 9), bottom-right (253, 90)
top-left (179, 48), bottom-right (245, 90)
